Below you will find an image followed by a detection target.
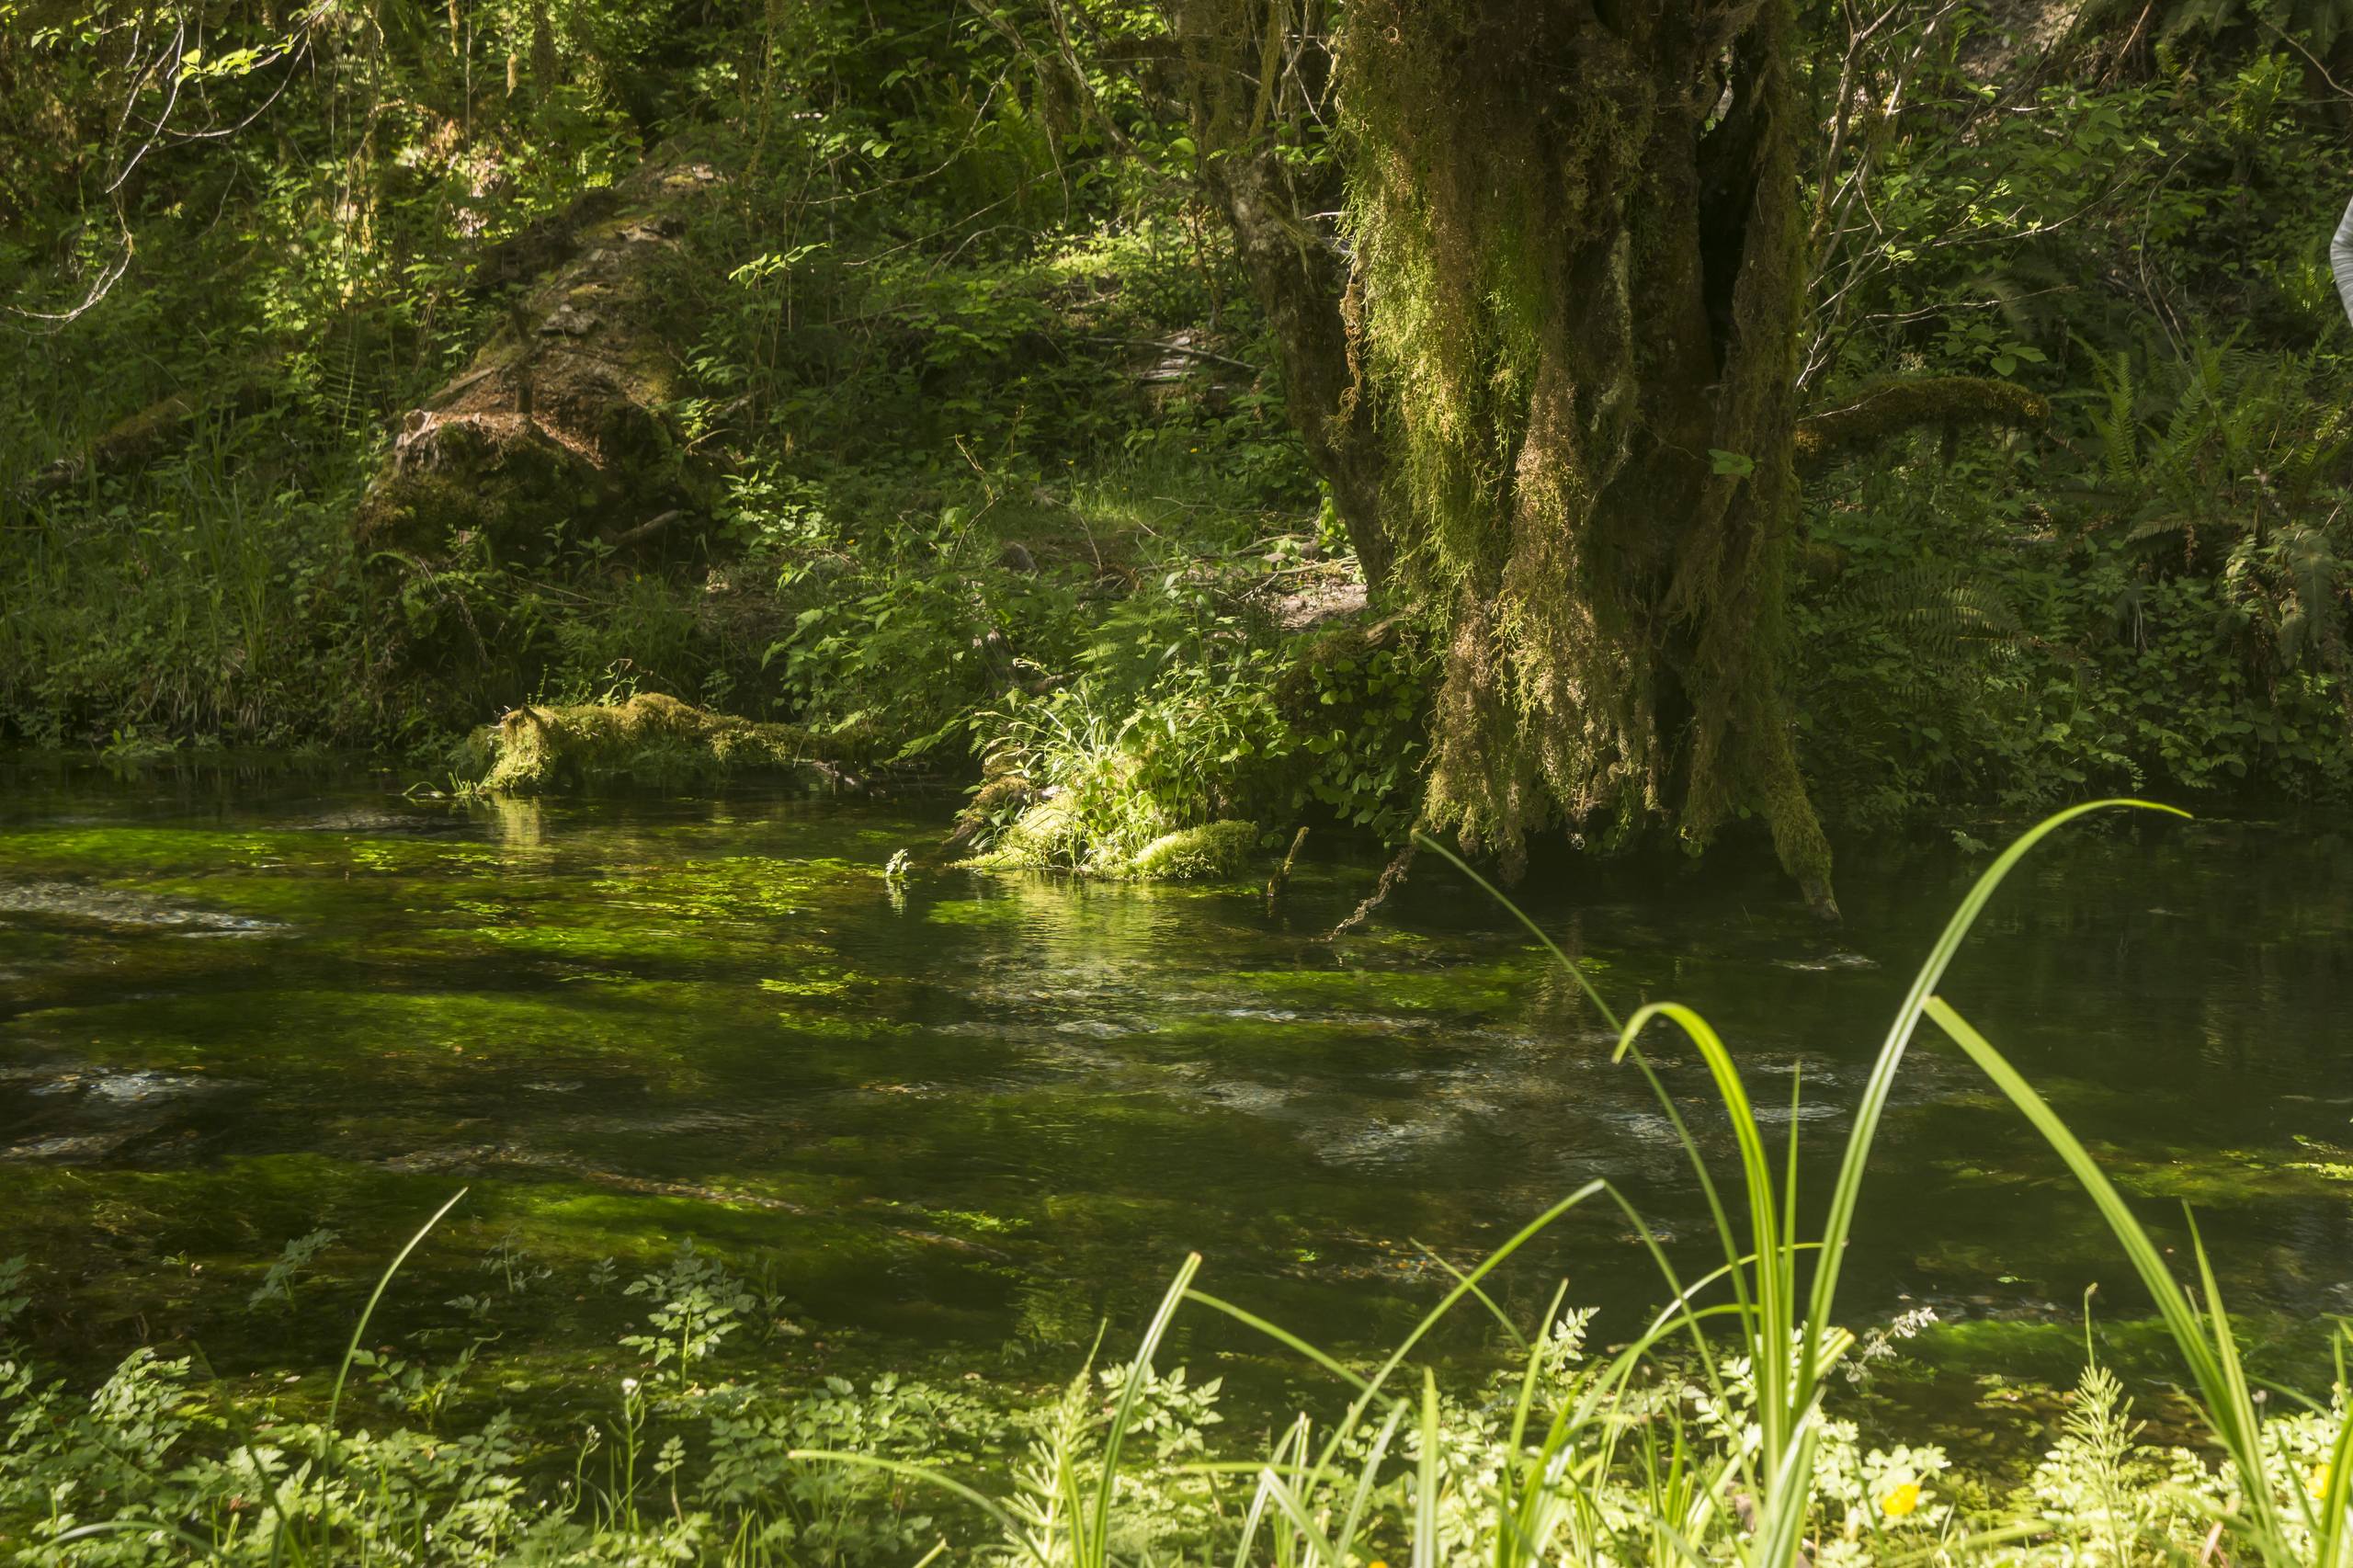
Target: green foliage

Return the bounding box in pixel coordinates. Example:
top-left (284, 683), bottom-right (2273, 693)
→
top-left (247, 1228), bottom-right (337, 1312)
top-left (1282, 625), bottom-right (1434, 846)
top-left (621, 1241), bottom-right (758, 1382)
top-left (19, 0), bottom-right (2353, 886)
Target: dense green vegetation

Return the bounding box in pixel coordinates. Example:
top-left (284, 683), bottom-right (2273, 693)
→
top-left (13, 0), bottom-right (2353, 1560)
top-left (10, 0), bottom-right (2353, 890)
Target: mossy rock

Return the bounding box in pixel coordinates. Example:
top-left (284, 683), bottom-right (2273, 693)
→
top-left (952, 795), bottom-right (1089, 871)
top-left (456, 693), bottom-right (864, 793)
top-left (1123, 821), bottom-right (1260, 879)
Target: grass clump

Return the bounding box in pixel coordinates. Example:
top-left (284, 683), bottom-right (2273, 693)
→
top-left (951, 673), bottom-right (1281, 881)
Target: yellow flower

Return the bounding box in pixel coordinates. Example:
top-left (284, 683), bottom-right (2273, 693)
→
top-left (1880, 1483), bottom-right (1922, 1519)
top-left (2310, 1462), bottom-right (2335, 1503)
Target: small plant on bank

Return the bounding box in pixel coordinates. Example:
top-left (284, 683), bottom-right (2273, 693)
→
top-left (622, 1242), bottom-right (760, 1386)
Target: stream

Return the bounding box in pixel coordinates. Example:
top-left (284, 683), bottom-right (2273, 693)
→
top-left (4, 756), bottom-right (2350, 1383)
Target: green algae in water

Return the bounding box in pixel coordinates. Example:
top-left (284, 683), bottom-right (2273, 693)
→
top-left (5, 760), bottom-right (2353, 1403)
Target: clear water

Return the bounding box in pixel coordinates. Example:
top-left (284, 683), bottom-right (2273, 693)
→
top-left (3, 756), bottom-right (2347, 1381)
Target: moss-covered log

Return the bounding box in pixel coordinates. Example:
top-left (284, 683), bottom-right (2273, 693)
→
top-left (1794, 376), bottom-right (2051, 475)
top-left (955, 810), bottom-right (1261, 881)
top-left (17, 374), bottom-right (272, 500)
top-left (354, 150), bottom-right (720, 569)
top-left (456, 693), bottom-right (866, 794)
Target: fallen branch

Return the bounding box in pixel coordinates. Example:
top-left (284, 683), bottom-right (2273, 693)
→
top-left (1327, 841), bottom-right (1415, 941)
top-left (1265, 825), bottom-right (1309, 907)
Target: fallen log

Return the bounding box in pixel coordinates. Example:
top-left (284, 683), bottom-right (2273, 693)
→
top-left (354, 148), bottom-right (722, 567)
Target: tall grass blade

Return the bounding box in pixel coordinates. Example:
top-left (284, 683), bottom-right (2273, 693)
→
top-left (1923, 992), bottom-right (2287, 1550)
top-left (1801, 801), bottom-right (2188, 1407)
top-left (324, 1187), bottom-right (470, 1446)
top-left (1093, 1250), bottom-right (1201, 1562)
top-left (1413, 1368), bottom-right (1440, 1568)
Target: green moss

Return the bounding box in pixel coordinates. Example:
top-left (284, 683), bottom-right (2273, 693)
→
top-left (956, 808), bottom-right (1261, 881)
top-left (1123, 821), bottom-right (1259, 879)
top-left (460, 692), bottom-right (864, 793)
top-left (954, 793), bottom-right (1090, 871)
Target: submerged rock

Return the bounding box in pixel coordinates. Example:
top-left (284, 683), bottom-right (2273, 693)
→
top-left (0, 881), bottom-right (283, 934)
top-left (455, 692), bottom-right (867, 793)
top-left (30, 1068), bottom-right (214, 1105)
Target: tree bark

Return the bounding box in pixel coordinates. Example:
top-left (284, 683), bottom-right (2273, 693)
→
top-left (1340, 0), bottom-right (1840, 916)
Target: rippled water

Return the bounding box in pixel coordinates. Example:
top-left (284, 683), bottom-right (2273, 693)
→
top-left (4, 756), bottom-right (2349, 1377)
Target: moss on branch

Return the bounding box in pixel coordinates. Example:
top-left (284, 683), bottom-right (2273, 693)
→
top-left (1793, 377), bottom-right (2050, 476)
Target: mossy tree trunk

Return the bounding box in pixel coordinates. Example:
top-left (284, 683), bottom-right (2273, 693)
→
top-left (1339, 0), bottom-right (1840, 915)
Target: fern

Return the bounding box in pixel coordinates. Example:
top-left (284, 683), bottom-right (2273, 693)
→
top-left (2022, 1345), bottom-right (2171, 1565)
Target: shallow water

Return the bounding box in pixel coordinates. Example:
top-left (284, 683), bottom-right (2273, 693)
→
top-left (3, 756), bottom-right (2350, 1378)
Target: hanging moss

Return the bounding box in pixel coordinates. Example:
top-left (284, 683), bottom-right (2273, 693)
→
top-left (456, 692), bottom-right (865, 793)
top-left (1338, 0), bottom-right (1838, 915)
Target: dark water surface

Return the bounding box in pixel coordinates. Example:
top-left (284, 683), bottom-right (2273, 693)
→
top-left (5, 756), bottom-right (2351, 1379)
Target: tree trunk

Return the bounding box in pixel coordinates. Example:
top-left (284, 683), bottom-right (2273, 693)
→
top-left (1340, 0), bottom-right (1839, 916)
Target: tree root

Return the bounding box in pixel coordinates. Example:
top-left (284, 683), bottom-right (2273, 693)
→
top-left (1327, 841), bottom-right (1415, 941)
